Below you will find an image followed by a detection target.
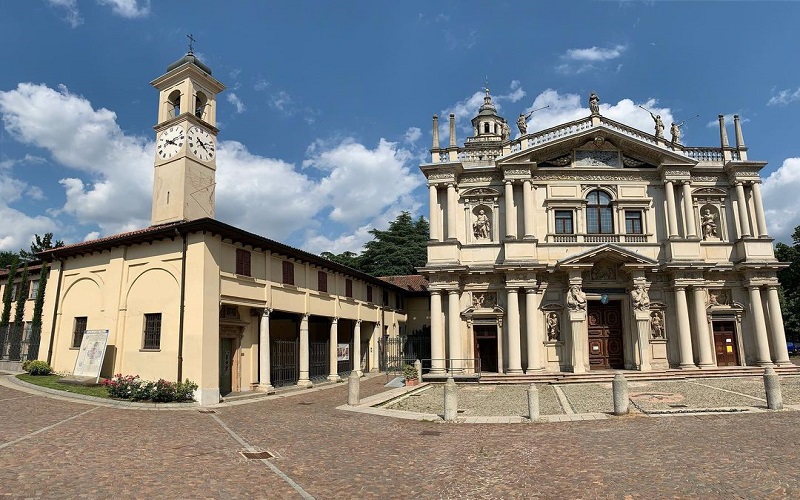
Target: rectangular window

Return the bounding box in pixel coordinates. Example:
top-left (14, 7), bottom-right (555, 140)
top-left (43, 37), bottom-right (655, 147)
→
top-left (282, 261), bottom-right (294, 285)
top-left (235, 248), bottom-right (251, 276)
top-left (383, 290), bottom-right (389, 307)
top-left (143, 313), bottom-right (162, 350)
top-left (345, 279), bottom-right (353, 298)
top-left (587, 207), bottom-right (614, 234)
top-left (366, 286), bottom-right (373, 303)
top-left (554, 210), bottom-right (574, 234)
top-left (317, 271), bottom-right (328, 293)
top-left (28, 280), bottom-right (39, 300)
top-left (625, 211), bottom-right (643, 234)
top-left (72, 317), bottom-right (87, 348)
top-left (395, 294), bottom-right (403, 310)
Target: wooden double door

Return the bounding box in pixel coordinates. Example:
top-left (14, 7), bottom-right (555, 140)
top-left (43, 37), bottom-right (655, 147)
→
top-left (474, 325), bottom-right (498, 373)
top-left (588, 301), bottom-right (624, 370)
top-left (713, 321), bottom-right (739, 366)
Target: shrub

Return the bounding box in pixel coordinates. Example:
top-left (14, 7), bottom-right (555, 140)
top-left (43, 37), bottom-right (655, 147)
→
top-left (25, 360), bottom-right (52, 376)
top-left (21, 359), bottom-right (32, 372)
top-left (103, 374), bottom-right (197, 403)
top-left (402, 363), bottom-right (418, 380)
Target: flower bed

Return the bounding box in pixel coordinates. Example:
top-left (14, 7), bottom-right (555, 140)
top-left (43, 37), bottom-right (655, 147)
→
top-left (103, 374), bottom-right (198, 403)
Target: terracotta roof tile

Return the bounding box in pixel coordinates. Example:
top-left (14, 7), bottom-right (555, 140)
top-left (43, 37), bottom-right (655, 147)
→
top-left (378, 274), bottom-right (429, 292)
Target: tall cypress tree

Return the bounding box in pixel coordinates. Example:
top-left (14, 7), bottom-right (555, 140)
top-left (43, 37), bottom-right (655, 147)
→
top-left (28, 263), bottom-right (49, 361)
top-left (0, 257), bottom-right (19, 355)
top-left (10, 264), bottom-right (29, 360)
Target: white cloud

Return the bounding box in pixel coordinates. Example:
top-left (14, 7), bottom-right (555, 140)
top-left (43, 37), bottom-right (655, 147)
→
top-left (254, 79), bottom-right (269, 91)
top-left (226, 92), bottom-right (246, 113)
top-left (0, 164), bottom-right (59, 251)
top-left (440, 81), bottom-right (526, 138)
top-left (270, 91), bottom-right (293, 112)
top-left (404, 127), bottom-right (422, 144)
top-left (97, 0), bottom-right (150, 18)
top-left (557, 44), bottom-right (627, 75)
top-left (762, 157), bottom-right (800, 243)
top-left (767, 87), bottom-right (800, 106)
top-left (705, 113), bottom-right (749, 129)
top-left (47, 0), bottom-right (83, 28)
top-left (83, 231), bottom-right (101, 241)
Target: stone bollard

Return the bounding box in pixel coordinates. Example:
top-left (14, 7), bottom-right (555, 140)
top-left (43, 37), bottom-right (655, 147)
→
top-left (612, 373), bottom-right (629, 415)
top-left (414, 359), bottom-right (423, 382)
top-left (763, 366), bottom-right (783, 410)
top-left (443, 376), bottom-right (458, 421)
top-left (348, 370), bottom-right (360, 406)
top-left (527, 383), bottom-right (540, 421)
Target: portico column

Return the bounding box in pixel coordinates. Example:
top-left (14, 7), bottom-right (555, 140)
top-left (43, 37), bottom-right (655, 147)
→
top-left (748, 286), bottom-right (773, 366)
top-left (765, 285), bottom-right (791, 365)
top-left (430, 291), bottom-right (445, 373)
top-left (352, 320), bottom-right (363, 376)
top-left (674, 286), bottom-right (695, 368)
top-left (525, 288), bottom-right (542, 372)
top-left (682, 181), bottom-right (697, 238)
top-left (735, 182), bottom-right (751, 238)
top-left (447, 289), bottom-right (461, 372)
top-left (258, 308), bottom-right (274, 392)
top-left (692, 287), bottom-right (714, 367)
top-left (298, 314), bottom-right (312, 387)
top-left (327, 318), bottom-right (340, 381)
top-left (506, 287), bottom-right (523, 374)
top-left (371, 322), bottom-right (381, 372)
top-left (428, 185), bottom-right (440, 241)
top-left (522, 179), bottom-right (534, 239)
top-left (664, 180), bottom-right (679, 238)
top-left (446, 183), bottom-right (457, 240)
top-left (504, 180), bottom-right (516, 239)
top-left (751, 182), bottom-right (769, 237)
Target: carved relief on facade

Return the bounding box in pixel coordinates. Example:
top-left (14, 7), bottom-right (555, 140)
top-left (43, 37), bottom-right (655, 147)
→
top-left (471, 292), bottom-right (497, 309)
top-left (630, 284), bottom-right (650, 311)
top-left (574, 150), bottom-right (621, 168)
top-left (590, 262), bottom-right (617, 281)
top-left (539, 154), bottom-right (572, 167)
top-left (461, 175), bottom-right (496, 183)
top-left (566, 285), bottom-right (587, 311)
top-left (707, 288), bottom-right (731, 307)
top-left (219, 305), bottom-right (241, 320)
top-left (532, 173), bottom-right (658, 182)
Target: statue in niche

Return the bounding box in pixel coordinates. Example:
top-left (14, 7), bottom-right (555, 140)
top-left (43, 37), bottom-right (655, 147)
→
top-left (473, 209), bottom-right (491, 239)
top-left (566, 285), bottom-right (587, 311)
top-left (589, 92), bottom-right (600, 115)
top-left (650, 311), bottom-right (664, 339)
top-left (701, 209), bottom-right (718, 240)
top-left (546, 312), bottom-right (561, 341)
top-left (631, 284), bottom-right (650, 311)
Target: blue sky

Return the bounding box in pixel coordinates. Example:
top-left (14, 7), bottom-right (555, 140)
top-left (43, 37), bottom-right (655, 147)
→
top-left (2, 0), bottom-right (800, 254)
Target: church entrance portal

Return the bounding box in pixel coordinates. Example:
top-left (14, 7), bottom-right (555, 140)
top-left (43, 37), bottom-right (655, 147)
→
top-left (588, 300), bottom-right (624, 370)
top-left (713, 321), bottom-right (739, 366)
top-left (474, 325), bottom-right (498, 373)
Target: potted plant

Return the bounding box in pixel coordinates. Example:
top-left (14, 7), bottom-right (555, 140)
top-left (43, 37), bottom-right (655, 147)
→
top-left (403, 364), bottom-right (419, 386)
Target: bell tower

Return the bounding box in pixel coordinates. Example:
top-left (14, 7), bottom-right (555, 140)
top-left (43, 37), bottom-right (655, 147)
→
top-left (149, 44), bottom-right (225, 225)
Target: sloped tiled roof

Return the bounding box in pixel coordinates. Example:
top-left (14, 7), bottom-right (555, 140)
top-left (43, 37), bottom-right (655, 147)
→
top-left (378, 274), bottom-right (429, 294)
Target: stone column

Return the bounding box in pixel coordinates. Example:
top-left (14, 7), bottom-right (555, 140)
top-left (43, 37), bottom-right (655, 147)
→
top-left (748, 286), bottom-right (773, 366)
top-left (430, 291), bottom-right (445, 373)
top-left (765, 286), bottom-right (791, 365)
top-left (664, 180), bottom-right (679, 238)
top-left (298, 314), bottom-right (312, 387)
top-left (428, 184), bottom-right (440, 241)
top-left (506, 287), bottom-right (523, 374)
top-left (692, 287), bottom-right (714, 367)
top-left (525, 288), bottom-right (542, 372)
top-left (327, 318), bottom-right (340, 382)
top-left (735, 182), bottom-right (751, 238)
top-left (352, 320), bottom-right (362, 376)
top-left (682, 181), bottom-right (697, 238)
top-left (447, 290), bottom-right (461, 372)
top-left (258, 308), bottom-right (274, 392)
top-left (504, 180), bottom-right (516, 239)
top-left (674, 286), bottom-right (695, 368)
top-left (634, 310), bottom-right (652, 371)
top-left (751, 182), bottom-right (769, 238)
top-left (522, 179), bottom-right (534, 239)
top-left (446, 183), bottom-right (457, 240)
top-left (371, 322), bottom-right (381, 372)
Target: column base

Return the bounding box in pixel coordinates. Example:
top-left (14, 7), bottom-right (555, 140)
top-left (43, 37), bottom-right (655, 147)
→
top-left (679, 363), bottom-right (698, 369)
top-left (525, 367), bottom-right (544, 374)
top-left (258, 383), bottom-right (275, 394)
top-left (506, 368), bottom-right (523, 375)
top-left (296, 378), bottom-right (313, 388)
top-left (571, 364), bottom-right (587, 374)
top-left (756, 361), bottom-right (774, 367)
top-left (354, 369), bottom-right (363, 377)
top-left (774, 360), bottom-right (792, 367)
top-left (697, 363), bottom-right (716, 368)
top-left (327, 374), bottom-right (341, 382)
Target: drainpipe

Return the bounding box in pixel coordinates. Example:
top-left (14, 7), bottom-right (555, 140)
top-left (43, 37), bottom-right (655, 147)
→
top-left (177, 230), bottom-right (188, 381)
top-left (46, 259), bottom-right (65, 365)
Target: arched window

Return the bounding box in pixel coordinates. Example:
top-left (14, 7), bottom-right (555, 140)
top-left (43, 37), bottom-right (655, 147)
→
top-left (168, 90), bottom-right (181, 118)
top-left (195, 91), bottom-right (207, 119)
top-left (586, 190), bottom-right (614, 234)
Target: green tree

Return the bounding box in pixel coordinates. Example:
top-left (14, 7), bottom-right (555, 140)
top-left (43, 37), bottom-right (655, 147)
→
top-left (0, 257), bottom-right (20, 347)
top-left (322, 212), bottom-right (429, 277)
top-left (19, 232), bottom-right (64, 262)
top-left (28, 263), bottom-right (49, 361)
top-left (776, 226), bottom-right (800, 342)
top-left (0, 250), bottom-right (20, 268)
top-left (9, 264), bottom-right (29, 359)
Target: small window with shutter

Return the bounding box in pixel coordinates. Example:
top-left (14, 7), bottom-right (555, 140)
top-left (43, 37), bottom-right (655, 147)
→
top-left (367, 285), bottom-right (373, 303)
top-left (345, 279), bottom-right (353, 298)
top-left (282, 261), bottom-right (294, 285)
top-left (318, 271), bottom-right (328, 292)
top-left (236, 248), bottom-right (251, 276)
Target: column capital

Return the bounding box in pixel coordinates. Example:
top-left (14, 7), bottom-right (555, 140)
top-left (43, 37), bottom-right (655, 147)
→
top-left (430, 289), bottom-right (442, 297)
top-left (447, 289), bottom-right (460, 296)
top-left (764, 284), bottom-right (779, 291)
top-left (355, 319), bottom-right (362, 325)
top-left (262, 307), bottom-right (273, 318)
top-left (672, 284), bottom-right (687, 291)
top-left (331, 317), bottom-right (338, 324)
top-left (301, 313), bottom-right (310, 320)
top-left (504, 179), bottom-right (514, 185)
top-left (525, 287), bottom-right (538, 295)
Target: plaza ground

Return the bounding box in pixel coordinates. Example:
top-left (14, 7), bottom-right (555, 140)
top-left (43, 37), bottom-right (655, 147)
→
top-left (1, 372), bottom-right (799, 498)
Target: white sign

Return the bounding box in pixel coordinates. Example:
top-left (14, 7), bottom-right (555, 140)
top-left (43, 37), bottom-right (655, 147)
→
top-left (337, 343), bottom-right (350, 362)
top-left (73, 329), bottom-right (110, 381)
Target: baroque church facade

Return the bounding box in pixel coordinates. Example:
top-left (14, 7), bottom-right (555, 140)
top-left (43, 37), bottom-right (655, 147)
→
top-left (420, 90), bottom-right (790, 375)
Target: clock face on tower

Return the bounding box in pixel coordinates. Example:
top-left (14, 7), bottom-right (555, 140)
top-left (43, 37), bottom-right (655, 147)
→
top-left (156, 126), bottom-right (185, 160)
top-left (187, 126), bottom-right (216, 161)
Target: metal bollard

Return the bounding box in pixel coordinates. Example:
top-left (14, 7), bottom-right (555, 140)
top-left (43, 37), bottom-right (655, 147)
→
top-left (527, 383), bottom-right (540, 421)
top-left (443, 376), bottom-right (458, 421)
top-left (763, 366), bottom-right (783, 410)
top-left (612, 373), bottom-right (629, 415)
top-left (414, 359), bottom-right (423, 382)
top-left (348, 370), bottom-right (360, 406)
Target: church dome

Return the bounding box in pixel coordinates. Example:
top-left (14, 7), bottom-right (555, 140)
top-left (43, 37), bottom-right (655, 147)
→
top-left (167, 52), bottom-right (213, 75)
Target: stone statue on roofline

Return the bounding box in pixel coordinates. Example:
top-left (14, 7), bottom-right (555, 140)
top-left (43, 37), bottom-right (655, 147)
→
top-left (589, 92), bottom-right (600, 115)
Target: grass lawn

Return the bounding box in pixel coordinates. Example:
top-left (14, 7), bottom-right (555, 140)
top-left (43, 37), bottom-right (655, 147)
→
top-left (17, 374), bottom-right (110, 398)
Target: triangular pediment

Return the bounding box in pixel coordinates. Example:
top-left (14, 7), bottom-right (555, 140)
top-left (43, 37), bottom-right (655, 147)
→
top-left (556, 243), bottom-right (659, 267)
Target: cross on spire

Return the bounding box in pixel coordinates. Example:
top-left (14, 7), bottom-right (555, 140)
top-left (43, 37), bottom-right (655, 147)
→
top-left (187, 34), bottom-right (196, 54)
top-left (484, 76), bottom-right (490, 96)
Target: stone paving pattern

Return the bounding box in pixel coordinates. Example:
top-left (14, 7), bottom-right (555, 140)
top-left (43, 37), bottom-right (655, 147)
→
top-left (3, 374), bottom-right (800, 498)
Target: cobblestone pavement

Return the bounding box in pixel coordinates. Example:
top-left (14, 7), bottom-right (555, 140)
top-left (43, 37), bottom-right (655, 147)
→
top-left (3, 373), bottom-right (800, 498)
